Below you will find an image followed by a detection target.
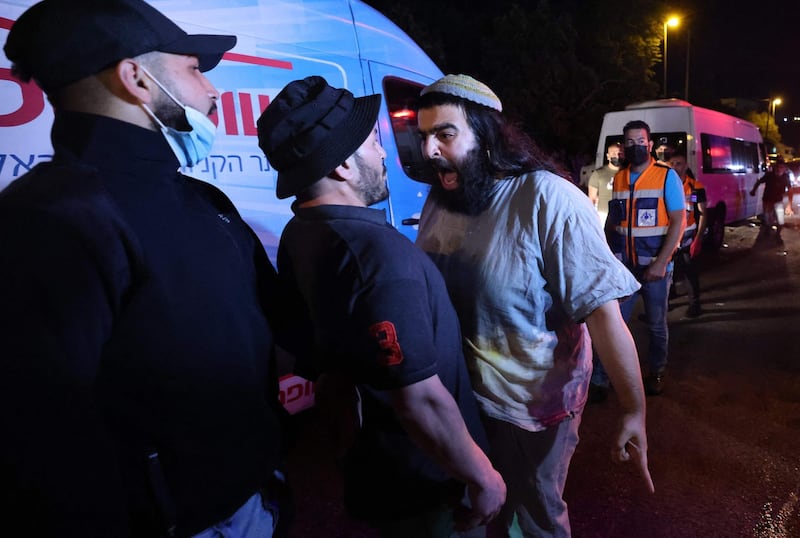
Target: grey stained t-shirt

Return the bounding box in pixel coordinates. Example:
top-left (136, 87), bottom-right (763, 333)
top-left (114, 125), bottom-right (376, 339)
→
top-left (416, 171), bottom-right (640, 431)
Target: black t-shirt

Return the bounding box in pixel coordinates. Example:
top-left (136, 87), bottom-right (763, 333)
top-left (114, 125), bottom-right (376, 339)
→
top-left (278, 204), bottom-right (487, 519)
top-left (758, 171), bottom-right (791, 203)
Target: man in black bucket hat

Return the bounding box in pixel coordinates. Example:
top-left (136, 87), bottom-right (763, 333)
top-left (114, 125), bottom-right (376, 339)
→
top-left (1, 1), bottom-right (290, 536)
top-left (257, 75), bottom-right (506, 536)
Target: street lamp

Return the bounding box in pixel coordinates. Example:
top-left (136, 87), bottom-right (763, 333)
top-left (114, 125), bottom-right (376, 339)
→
top-left (764, 97), bottom-right (782, 146)
top-left (771, 98), bottom-right (782, 118)
top-left (683, 28), bottom-right (691, 101)
top-left (663, 16), bottom-right (680, 97)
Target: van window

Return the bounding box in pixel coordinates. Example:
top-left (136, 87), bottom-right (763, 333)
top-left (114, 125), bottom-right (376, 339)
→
top-left (382, 77), bottom-right (435, 184)
top-left (701, 133), bottom-right (761, 173)
top-left (603, 131), bottom-right (687, 163)
top-left (759, 143), bottom-right (768, 171)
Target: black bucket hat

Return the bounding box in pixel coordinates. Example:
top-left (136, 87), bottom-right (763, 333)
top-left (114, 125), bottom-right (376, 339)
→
top-left (257, 75), bottom-right (381, 199)
top-left (3, 0), bottom-right (236, 93)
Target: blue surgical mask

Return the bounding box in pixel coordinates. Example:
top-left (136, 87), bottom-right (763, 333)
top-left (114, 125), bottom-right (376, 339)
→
top-left (140, 66), bottom-right (217, 168)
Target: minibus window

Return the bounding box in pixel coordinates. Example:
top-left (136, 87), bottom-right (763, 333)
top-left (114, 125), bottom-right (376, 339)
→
top-left (701, 133), bottom-right (760, 173)
top-left (605, 132), bottom-right (687, 164)
top-left (382, 77), bottom-right (436, 184)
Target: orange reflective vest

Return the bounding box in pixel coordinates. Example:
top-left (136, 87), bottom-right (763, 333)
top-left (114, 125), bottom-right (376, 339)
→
top-left (608, 159), bottom-right (671, 267)
top-left (680, 176), bottom-right (706, 248)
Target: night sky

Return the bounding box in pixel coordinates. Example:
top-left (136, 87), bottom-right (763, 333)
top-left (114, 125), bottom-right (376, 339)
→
top-left (671, 1), bottom-right (799, 116)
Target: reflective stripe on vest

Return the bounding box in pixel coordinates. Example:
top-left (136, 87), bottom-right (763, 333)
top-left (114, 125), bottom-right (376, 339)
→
top-left (680, 177), bottom-right (704, 248)
top-left (610, 160), bottom-right (671, 266)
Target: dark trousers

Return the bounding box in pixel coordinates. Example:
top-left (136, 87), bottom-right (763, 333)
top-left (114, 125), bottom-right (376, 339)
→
top-left (672, 248), bottom-right (700, 305)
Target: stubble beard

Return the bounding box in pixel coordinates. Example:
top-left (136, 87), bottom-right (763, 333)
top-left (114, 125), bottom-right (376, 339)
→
top-left (354, 154), bottom-right (389, 207)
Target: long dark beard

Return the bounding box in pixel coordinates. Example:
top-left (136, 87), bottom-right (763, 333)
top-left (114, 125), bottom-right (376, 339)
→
top-left (428, 147), bottom-right (496, 216)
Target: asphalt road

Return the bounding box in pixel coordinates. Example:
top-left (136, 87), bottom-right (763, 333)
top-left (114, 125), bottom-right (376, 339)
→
top-left (284, 215), bottom-right (800, 538)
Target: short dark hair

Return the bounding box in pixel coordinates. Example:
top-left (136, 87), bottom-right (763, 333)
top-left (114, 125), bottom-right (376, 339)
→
top-left (622, 120), bottom-right (651, 140)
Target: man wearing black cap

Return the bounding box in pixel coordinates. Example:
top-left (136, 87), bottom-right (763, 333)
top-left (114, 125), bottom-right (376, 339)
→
top-left (1, 1), bottom-right (289, 537)
top-left (257, 75), bottom-right (506, 536)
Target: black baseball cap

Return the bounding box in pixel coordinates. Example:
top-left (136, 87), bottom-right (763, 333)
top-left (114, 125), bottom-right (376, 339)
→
top-left (3, 0), bottom-right (236, 93)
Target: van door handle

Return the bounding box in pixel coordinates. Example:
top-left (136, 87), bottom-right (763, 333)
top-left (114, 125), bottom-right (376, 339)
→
top-left (401, 218), bottom-right (419, 226)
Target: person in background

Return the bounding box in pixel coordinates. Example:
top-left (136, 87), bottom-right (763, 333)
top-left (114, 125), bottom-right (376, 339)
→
top-left (588, 142), bottom-right (623, 223)
top-left (593, 120), bottom-right (686, 398)
top-left (654, 139), bottom-right (674, 164)
top-left (750, 157), bottom-right (794, 246)
top-left (670, 151), bottom-right (706, 318)
top-left (1, 1), bottom-right (290, 536)
top-left (257, 75), bottom-right (505, 538)
top-left (586, 142), bottom-right (624, 402)
top-left (415, 74), bottom-right (653, 538)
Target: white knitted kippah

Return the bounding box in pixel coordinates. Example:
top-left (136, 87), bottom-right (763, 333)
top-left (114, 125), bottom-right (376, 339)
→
top-left (420, 74), bottom-right (502, 112)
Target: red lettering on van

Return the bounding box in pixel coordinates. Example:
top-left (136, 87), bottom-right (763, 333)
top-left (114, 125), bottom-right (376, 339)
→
top-left (242, 92), bottom-right (270, 136)
top-left (223, 52), bottom-right (293, 70)
top-left (0, 68), bottom-right (46, 127)
top-left (278, 376), bottom-right (316, 409)
top-left (218, 91), bottom-right (271, 137)
top-left (220, 91), bottom-right (238, 135)
top-left (240, 92), bottom-right (258, 136)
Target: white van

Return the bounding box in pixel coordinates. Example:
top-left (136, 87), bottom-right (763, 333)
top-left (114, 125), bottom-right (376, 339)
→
top-left (1, 0), bottom-right (441, 413)
top-left (595, 99), bottom-right (767, 249)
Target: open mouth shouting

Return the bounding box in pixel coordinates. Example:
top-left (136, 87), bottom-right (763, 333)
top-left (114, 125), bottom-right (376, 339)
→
top-left (429, 159), bottom-right (459, 191)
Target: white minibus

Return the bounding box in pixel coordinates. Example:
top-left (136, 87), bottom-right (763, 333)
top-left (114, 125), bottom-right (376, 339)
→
top-left (595, 99), bottom-right (767, 249)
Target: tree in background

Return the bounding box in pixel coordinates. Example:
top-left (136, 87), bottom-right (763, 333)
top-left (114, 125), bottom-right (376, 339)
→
top-left (364, 0), bottom-right (667, 177)
top-left (745, 110), bottom-right (794, 161)
top-left (746, 110), bottom-right (783, 147)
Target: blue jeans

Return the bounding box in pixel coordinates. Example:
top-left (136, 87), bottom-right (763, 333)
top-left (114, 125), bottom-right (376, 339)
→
top-left (482, 414), bottom-right (581, 538)
top-left (192, 492), bottom-right (277, 538)
top-left (592, 270), bottom-right (672, 387)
